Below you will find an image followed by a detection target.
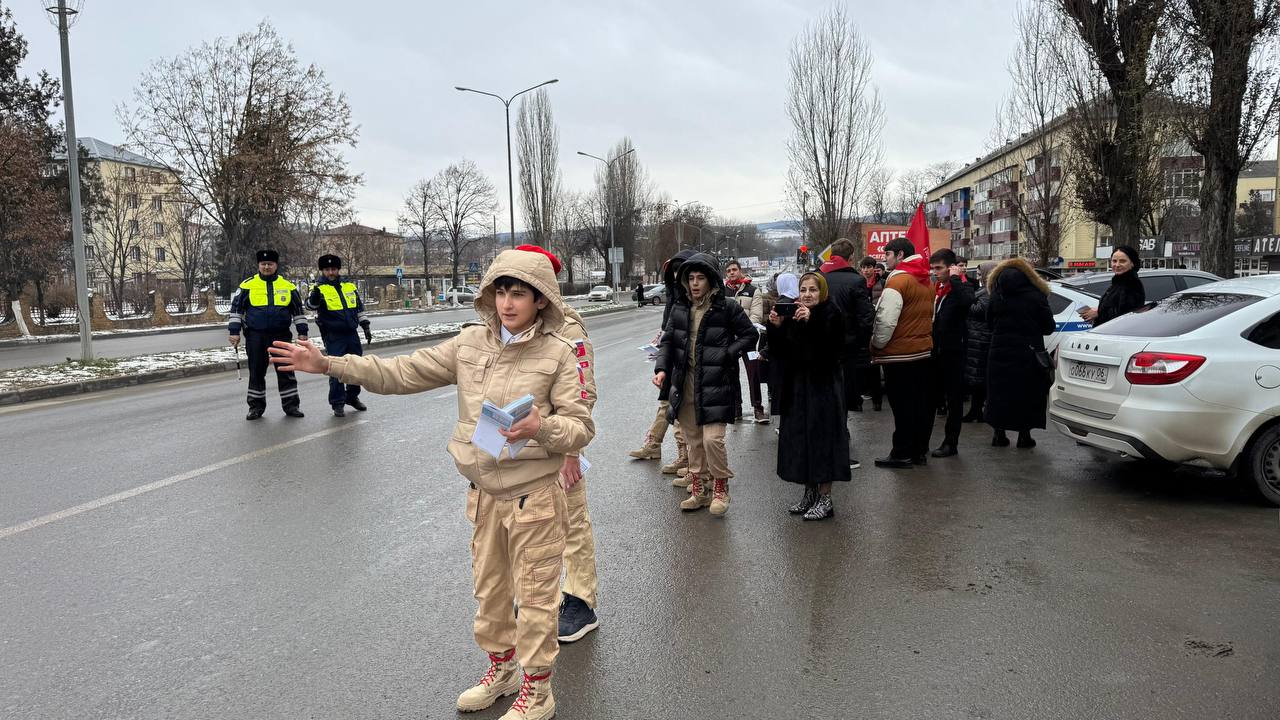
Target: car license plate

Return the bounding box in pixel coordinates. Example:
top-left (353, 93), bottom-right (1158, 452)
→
top-left (1068, 361), bottom-right (1108, 384)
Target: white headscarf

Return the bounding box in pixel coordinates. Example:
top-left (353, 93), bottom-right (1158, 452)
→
top-left (775, 272), bottom-right (800, 300)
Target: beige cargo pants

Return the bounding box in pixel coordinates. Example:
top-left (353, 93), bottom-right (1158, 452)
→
top-left (561, 476), bottom-right (597, 608)
top-left (467, 481), bottom-right (568, 671)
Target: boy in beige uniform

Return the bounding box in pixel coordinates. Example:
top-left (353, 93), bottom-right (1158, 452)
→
top-left (270, 249), bottom-right (594, 720)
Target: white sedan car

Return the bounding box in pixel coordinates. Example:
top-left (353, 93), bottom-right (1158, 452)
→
top-left (1049, 275), bottom-right (1280, 505)
top-left (1045, 282), bottom-right (1099, 354)
top-left (587, 285), bottom-right (614, 302)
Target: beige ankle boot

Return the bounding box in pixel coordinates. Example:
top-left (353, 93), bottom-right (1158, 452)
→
top-left (499, 669), bottom-right (555, 720)
top-left (457, 649), bottom-right (520, 712)
top-left (661, 441), bottom-right (688, 474)
top-left (709, 478), bottom-right (730, 516)
top-left (670, 469), bottom-right (691, 488)
top-left (680, 473), bottom-right (711, 511)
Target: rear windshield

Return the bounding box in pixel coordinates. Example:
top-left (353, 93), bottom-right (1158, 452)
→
top-left (1092, 293), bottom-right (1263, 337)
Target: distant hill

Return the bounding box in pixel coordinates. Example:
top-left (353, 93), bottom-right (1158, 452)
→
top-left (756, 220), bottom-right (800, 232)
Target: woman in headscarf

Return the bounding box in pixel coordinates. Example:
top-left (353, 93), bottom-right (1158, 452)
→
top-left (767, 271), bottom-right (849, 520)
top-left (1079, 245), bottom-right (1146, 327)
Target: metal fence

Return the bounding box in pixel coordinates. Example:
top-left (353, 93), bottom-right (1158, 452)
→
top-left (165, 296), bottom-right (206, 315)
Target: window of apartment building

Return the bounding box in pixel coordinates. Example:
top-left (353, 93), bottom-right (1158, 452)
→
top-left (1251, 189), bottom-right (1276, 202)
top-left (154, 222), bottom-right (164, 237)
top-left (130, 246), bottom-right (141, 262)
top-left (1165, 168), bottom-right (1201, 199)
top-left (127, 193), bottom-right (139, 209)
top-left (155, 247), bottom-right (166, 262)
top-left (125, 167), bottom-right (136, 179)
top-left (991, 217), bottom-right (1017, 234)
top-left (128, 219), bottom-right (139, 234)
top-left (152, 196), bottom-right (163, 211)
top-left (85, 246), bottom-right (95, 259)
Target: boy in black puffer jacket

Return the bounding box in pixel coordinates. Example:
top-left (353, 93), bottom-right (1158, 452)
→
top-left (653, 253), bottom-right (758, 517)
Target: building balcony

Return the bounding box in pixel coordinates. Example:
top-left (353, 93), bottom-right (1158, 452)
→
top-left (974, 212), bottom-right (993, 224)
top-left (993, 205), bottom-right (1017, 221)
top-left (989, 182), bottom-right (1018, 200)
top-left (991, 230), bottom-right (1018, 245)
top-left (1025, 166), bottom-right (1062, 187)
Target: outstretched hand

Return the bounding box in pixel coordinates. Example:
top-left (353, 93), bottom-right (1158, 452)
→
top-left (268, 338), bottom-right (329, 374)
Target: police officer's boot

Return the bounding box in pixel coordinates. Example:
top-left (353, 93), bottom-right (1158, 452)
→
top-left (284, 407), bottom-right (305, 418)
top-left (245, 408), bottom-right (264, 421)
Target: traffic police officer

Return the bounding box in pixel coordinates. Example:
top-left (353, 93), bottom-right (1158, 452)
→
top-left (307, 254), bottom-right (372, 417)
top-left (228, 249), bottom-right (309, 420)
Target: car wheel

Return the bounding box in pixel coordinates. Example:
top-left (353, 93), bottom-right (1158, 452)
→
top-left (1245, 423), bottom-right (1280, 506)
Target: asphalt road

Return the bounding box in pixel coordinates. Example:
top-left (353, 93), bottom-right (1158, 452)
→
top-left (2, 305), bottom-right (1278, 719)
top-left (0, 299), bottom-right (600, 370)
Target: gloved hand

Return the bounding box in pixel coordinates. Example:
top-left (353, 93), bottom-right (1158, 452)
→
top-left (362, 323), bottom-right (372, 344)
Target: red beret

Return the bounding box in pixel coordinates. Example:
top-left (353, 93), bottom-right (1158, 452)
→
top-left (515, 244), bottom-right (562, 274)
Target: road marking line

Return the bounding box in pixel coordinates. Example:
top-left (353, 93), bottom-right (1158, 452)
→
top-left (0, 421), bottom-right (367, 541)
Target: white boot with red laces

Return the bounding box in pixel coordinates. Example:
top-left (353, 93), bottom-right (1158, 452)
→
top-left (457, 649), bottom-right (520, 712)
top-left (500, 669), bottom-right (555, 720)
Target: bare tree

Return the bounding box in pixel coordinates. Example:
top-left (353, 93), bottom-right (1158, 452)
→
top-left (397, 179), bottom-right (440, 287)
top-left (785, 3), bottom-right (885, 248)
top-left (551, 190), bottom-right (588, 286)
top-left (516, 88), bottom-right (561, 247)
top-left (166, 195), bottom-right (212, 309)
top-left (1171, 0), bottom-right (1280, 277)
top-left (1055, 0), bottom-right (1180, 248)
top-left (991, 0), bottom-right (1078, 267)
top-left (414, 160), bottom-right (497, 287)
top-left (87, 170), bottom-right (164, 314)
top-left (591, 137), bottom-right (650, 284)
top-left (120, 21), bottom-right (360, 293)
top-left (863, 166), bottom-right (895, 224)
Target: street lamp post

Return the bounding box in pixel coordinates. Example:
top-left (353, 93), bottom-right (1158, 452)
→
top-left (669, 199), bottom-right (700, 250)
top-left (47, 0), bottom-right (92, 362)
top-left (455, 79), bottom-right (559, 249)
top-left (578, 148), bottom-right (636, 291)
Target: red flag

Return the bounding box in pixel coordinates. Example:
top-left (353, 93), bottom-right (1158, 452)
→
top-left (906, 202), bottom-right (931, 257)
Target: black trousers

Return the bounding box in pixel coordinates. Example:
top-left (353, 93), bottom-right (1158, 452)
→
top-left (932, 351), bottom-right (966, 446)
top-left (856, 364), bottom-right (883, 405)
top-left (245, 327), bottom-right (299, 411)
top-left (882, 358), bottom-right (934, 460)
top-left (321, 330), bottom-right (362, 406)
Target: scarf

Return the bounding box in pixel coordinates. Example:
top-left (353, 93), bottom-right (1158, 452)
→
top-left (896, 254), bottom-right (932, 286)
top-left (819, 255), bottom-right (851, 273)
top-left (799, 272), bottom-right (829, 304)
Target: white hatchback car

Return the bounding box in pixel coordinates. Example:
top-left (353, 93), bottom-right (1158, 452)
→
top-left (1049, 275), bottom-right (1280, 505)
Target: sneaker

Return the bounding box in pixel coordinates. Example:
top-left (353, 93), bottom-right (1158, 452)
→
top-left (849, 459), bottom-right (862, 470)
top-left (557, 594), bottom-right (599, 643)
top-left (680, 475), bottom-right (711, 511)
top-left (456, 649), bottom-right (520, 712)
top-left (753, 409), bottom-right (770, 424)
top-left (788, 486), bottom-right (817, 514)
top-left (346, 397), bottom-right (368, 412)
top-left (802, 494), bottom-right (834, 521)
top-left (628, 444), bottom-right (662, 460)
top-left (332, 404), bottom-right (345, 417)
top-left (500, 671), bottom-right (555, 720)
top-left (709, 478), bottom-right (730, 516)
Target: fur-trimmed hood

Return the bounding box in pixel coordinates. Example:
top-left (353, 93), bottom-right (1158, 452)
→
top-left (987, 257), bottom-right (1050, 296)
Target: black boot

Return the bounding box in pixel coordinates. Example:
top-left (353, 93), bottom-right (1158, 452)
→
top-left (284, 407), bottom-right (305, 418)
top-left (245, 408), bottom-right (264, 421)
top-left (992, 430), bottom-right (1010, 447)
top-left (930, 443), bottom-right (958, 458)
top-left (346, 397), bottom-right (368, 412)
top-left (789, 485), bottom-right (818, 514)
top-left (1016, 431), bottom-right (1037, 449)
top-left (332, 404), bottom-right (345, 417)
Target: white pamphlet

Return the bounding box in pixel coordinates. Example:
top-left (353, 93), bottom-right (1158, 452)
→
top-left (472, 394), bottom-right (536, 459)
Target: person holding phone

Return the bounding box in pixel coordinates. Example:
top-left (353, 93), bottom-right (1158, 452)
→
top-left (768, 272), bottom-right (849, 520)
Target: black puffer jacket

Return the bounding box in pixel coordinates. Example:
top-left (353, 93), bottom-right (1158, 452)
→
top-left (964, 287), bottom-right (992, 388)
top-left (1094, 271), bottom-right (1146, 327)
top-left (657, 249), bottom-right (696, 402)
top-left (656, 253), bottom-right (758, 425)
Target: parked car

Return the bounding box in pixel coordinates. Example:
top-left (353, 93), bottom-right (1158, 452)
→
top-left (1049, 275), bottom-right (1280, 505)
top-left (587, 285), bottom-right (614, 302)
top-left (1058, 268), bottom-right (1221, 301)
top-left (1045, 282), bottom-right (1101, 354)
top-left (642, 284), bottom-right (666, 305)
top-left (438, 286), bottom-right (479, 303)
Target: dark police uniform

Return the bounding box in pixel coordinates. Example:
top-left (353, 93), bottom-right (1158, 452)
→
top-left (228, 250), bottom-right (309, 416)
top-left (307, 254), bottom-right (371, 414)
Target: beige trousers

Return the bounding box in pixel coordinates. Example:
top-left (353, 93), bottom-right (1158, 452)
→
top-left (646, 400), bottom-right (686, 447)
top-left (676, 387), bottom-right (732, 480)
top-left (467, 481), bottom-right (567, 671)
top-left (561, 476), bottom-right (598, 608)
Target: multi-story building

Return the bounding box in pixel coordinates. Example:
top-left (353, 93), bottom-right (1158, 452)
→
top-left (78, 137), bottom-right (199, 302)
top-left (926, 126), bottom-right (1279, 274)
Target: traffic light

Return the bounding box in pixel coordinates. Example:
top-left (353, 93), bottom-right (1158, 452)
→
top-left (797, 245), bottom-right (809, 265)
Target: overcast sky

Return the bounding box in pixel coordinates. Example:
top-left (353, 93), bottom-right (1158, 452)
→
top-left (11, 0), bottom-right (1022, 231)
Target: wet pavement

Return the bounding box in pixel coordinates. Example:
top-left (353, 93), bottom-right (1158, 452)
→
top-left (2, 306), bottom-right (1278, 719)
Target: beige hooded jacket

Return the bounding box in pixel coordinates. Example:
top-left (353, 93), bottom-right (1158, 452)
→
top-left (324, 249), bottom-right (596, 499)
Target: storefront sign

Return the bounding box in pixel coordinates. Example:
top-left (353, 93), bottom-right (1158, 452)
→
top-left (1249, 235), bottom-right (1280, 255)
top-left (1067, 260), bottom-right (1097, 268)
top-left (1172, 242), bottom-right (1201, 257)
top-left (866, 229), bottom-right (908, 260)
top-left (1234, 239), bottom-right (1254, 255)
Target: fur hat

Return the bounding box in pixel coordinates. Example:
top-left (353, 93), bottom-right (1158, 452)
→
top-left (317, 254), bottom-right (342, 270)
top-left (256, 249), bottom-right (279, 263)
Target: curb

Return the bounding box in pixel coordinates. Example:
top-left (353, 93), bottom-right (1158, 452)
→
top-left (0, 304), bottom-right (470, 348)
top-left (0, 304), bottom-right (638, 406)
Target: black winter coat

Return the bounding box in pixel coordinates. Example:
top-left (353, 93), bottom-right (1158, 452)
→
top-left (932, 276), bottom-right (975, 357)
top-left (984, 260), bottom-right (1056, 431)
top-left (964, 288), bottom-right (993, 388)
top-left (1094, 272), bottom-right (1146, 327)
top-left (657, 249), bottom-right (697, 402)
top-left (656, 254), bottom-right (758, 425)
top-left (769, 302), bottom-right (851, 485)
top-left (822, 266), bottom-right (876, 393)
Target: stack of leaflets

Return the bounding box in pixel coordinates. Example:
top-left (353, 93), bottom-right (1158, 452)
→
top-left (472, 394), bottom-right (536, 459)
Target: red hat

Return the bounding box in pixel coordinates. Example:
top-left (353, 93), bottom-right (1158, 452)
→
top-left (515, 244), bottom-right (562, 274)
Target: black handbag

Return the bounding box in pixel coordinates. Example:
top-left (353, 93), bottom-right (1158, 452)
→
top-left (1031, 345), bottom-right (1053, 386)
